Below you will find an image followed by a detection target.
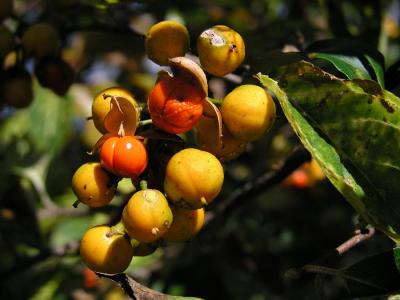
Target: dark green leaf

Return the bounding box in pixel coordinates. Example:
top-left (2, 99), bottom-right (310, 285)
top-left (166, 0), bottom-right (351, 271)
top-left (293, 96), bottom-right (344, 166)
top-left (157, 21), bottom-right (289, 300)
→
top-left (365, 54), bottom-right (385, 88)
top-left (306, 39), bottom-right (385, 87)
top-left (258, 61), bottom-right (400, 242)
top-left (310, 52), bottom-right (371, 80)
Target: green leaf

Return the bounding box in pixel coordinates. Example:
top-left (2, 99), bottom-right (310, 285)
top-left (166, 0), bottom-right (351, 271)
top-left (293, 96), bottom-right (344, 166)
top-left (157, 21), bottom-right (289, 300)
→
top-left (257, 61), bottom-right (400, 242)
top-left (310, 52), bottom-right (371, 80)
top-left (365, 54), bottom-right (385, 88)
top-left (306, 39), bottom-right (385, 88)
top-left (257, 73), bottom-right (367, 221)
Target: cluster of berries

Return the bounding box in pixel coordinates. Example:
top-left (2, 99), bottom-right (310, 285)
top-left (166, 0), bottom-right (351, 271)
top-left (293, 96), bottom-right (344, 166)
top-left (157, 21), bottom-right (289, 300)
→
top-left (72, 20), bottom-right (276, 274)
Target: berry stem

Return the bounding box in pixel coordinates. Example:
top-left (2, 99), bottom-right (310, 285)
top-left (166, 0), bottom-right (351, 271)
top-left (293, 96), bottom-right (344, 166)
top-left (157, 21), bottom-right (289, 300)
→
top-left (139, 119), bottom-right (153, 126)
top-left (108, 221), bottom-right (126, 237)
top-left (139, 180), bottom-right (148, 190)
top-left (207, 97), bottom-right (223, 106)
top-left (72, 199), bottom-right (80, 208)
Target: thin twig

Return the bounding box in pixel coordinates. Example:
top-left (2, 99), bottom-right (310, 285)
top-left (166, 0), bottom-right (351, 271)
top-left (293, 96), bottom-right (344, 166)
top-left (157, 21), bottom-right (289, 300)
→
top-left (336, 227), bottom-right (376, 255)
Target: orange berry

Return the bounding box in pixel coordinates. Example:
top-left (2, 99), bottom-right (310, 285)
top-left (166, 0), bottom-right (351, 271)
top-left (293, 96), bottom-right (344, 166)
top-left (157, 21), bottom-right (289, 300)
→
top-left (100, 135), bottom-right (148, 178)
top-left (148, 76), bottom-right (204, 134)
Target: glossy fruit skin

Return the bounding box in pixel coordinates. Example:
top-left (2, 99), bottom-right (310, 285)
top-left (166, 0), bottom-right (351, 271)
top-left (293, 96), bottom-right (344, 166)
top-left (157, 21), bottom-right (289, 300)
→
top-left (148, 76), bottom-right (204, 134)
top-left (163, 206), bottom-right (205, 242)
top-left (0, 0), bottom-right (13, 22)
top-left (22, 23), bottom-right (61, 59)
top-left (145, 20), bottom-right (189, 66)
top-left (0, 67), bottom-right (33, 108)
top-left (100, 136), bottom-right (148, 178)
top-left (196, 117), bottom-right (247, 162)
top-left (221, 84), bottom-right (276, 141)
top-left (80, 225), bottom-right (133, 274)
top-left (92, 87), bottom-right (139, 134)
top-left (72, 162), bottom-right (116, 207)
top-left (122, 189), bottom-right (173, 243)
top-left (197, 25), bottom-right (245, 76)
top-left (164, 148), bottom-right (224, 209)
top-left (0, 25), bottom-right (15, 58)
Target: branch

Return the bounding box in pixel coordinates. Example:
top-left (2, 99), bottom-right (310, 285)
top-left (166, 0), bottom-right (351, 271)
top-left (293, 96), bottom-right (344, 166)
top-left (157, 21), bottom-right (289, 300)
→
top-left (206, 146), bottom-right (311, 226)
top-left (96, 273), bottom-right (203, 300)
top-left (286, 227), bottom-right (376, 279)
top-left (336, 227), bottom-right (376, 255)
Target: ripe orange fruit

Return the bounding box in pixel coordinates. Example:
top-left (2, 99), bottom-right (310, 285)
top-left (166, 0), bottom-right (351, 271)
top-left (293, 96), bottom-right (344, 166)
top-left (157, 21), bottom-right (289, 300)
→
top-left (100, 135), bottom-right (148, 178)
top-left (164, 148), bottom-right (224, 209)
top-left (148, 76), bottom-right (204, 134)
top-left (122, 189), bottom-right (173, 242)
top-left (80, 225), bottom-right (133, 274)
top-left (163, 206), bottom-right (205, 242)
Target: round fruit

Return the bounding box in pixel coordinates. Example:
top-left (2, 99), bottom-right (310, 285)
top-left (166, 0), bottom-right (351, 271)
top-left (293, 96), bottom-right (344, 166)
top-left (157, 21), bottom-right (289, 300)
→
top-left (35, 57), bottom-right (75, 96)
top-left (92, 87), bottom-right (139, 134)
top-left (197, 116), bottom-right (247, 162)
top-left (22, 23), bottom-right (61, 58)
top-left (163, 206), bottom-right (205, 242)
top-left (164, 148), bottom-right (224, 209)
top-left (220, 84), bottom-right (276, 141)
top-left (145, 20), bottom-right (189, 66)
top-left (71, 162), bottom-right (116, 207)
top-left (1, 67), bottom-right (33, 109)
top-left (122, 189), bottom-right (173, 242)
top-left (100, 135), bottom-right (148, 178)
top-left (0, 25), bottom-right (15, 58)
top-left (0, 0), bottom-right (13, 22)
top-left (197, 25), bottom-right (245, 76)
top-left (148, 76), bottom-right (204, 134)
top-left (80, 225), bottom-right (133, 274)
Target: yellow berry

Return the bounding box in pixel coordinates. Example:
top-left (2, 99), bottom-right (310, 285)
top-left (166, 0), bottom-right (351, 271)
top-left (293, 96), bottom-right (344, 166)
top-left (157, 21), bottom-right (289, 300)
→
top-left (145, 20), bottom-right (189, 66)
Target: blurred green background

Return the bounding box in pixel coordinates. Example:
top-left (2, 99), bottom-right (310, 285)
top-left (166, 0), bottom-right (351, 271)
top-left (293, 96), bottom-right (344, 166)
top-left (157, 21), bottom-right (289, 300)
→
top-left (0, 0), bottom-right (399, 299)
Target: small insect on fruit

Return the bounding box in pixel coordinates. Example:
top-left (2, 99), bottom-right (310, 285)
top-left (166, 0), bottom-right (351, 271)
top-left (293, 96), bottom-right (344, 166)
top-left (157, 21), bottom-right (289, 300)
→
top-left (164, 148), bottom-right (224, 209)
top-left (197, 25), bottom-right (245, 76)
top-left (148, 76), bottom-right (204, 134)
top-left (145, 20), bottom-right (190, 66)
top-left (72, 162), bottom-right (116, 207)
top-left (122, 189), bottom-right (173, 243)
top-left (100, 135), bottom-right (148, 179)
top-left (80, 225), bottom-right (133, 274)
